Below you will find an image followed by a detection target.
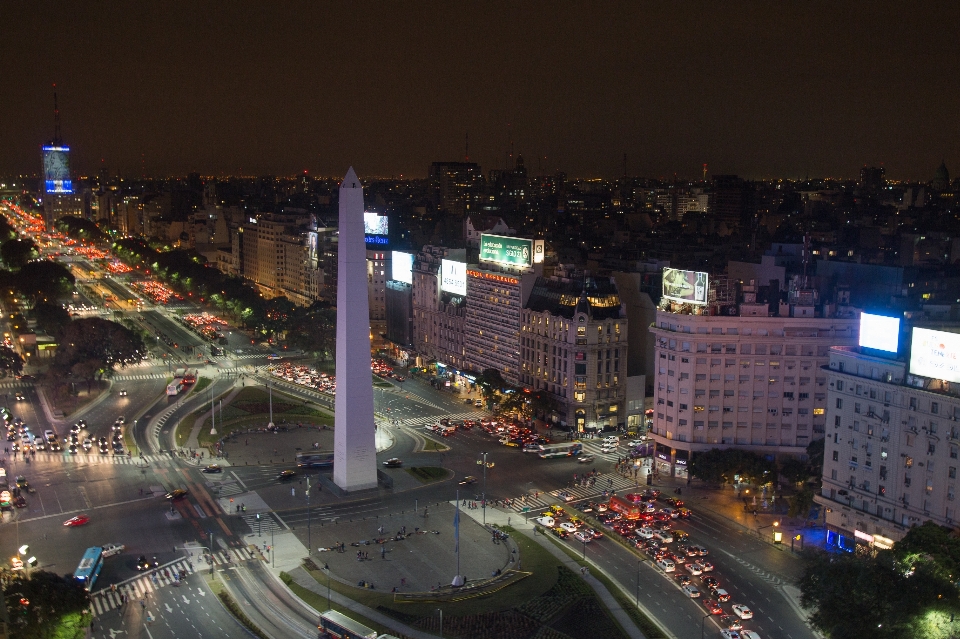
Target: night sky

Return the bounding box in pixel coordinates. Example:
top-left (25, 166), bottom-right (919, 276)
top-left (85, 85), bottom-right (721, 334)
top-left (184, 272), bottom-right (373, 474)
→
top-left (2, 2), bottom-right (957, 181)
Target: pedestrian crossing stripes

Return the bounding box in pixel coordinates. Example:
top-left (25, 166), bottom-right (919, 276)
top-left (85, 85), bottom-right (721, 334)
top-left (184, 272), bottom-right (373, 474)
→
top-left (113, 373), bottom-right (168, 381)
top-left (397, 412), bottom-right (489, 428)
top-left (210, 481), bottom-right (245, 498)
top-left (90, 548), bottom-right (257, 616)
top-left (0, 381), bottom-right (32, 389)
top-left (497, 472), bottom-right (644, 514)
top-left (241, 511), bottom-right (285, 535)
top-left (12, 452), bottom-right (169, 465)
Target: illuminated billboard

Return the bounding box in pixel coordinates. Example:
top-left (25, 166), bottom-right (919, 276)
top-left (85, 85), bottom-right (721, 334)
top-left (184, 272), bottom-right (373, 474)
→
top-left (41, 145), bottom-right (73, 194)
top-left (363, 212), bottom-right (388, 235)
top-left (533, 240), bottom-right (545, 263)
top-left (662, 268), bottom-right (708, 305)
top-left (391, 251), bottom-right (414, 285)
top-left (910, 327), bottom-right (960, 383)
top-left (440, 259), bottom-right (467, 296)
top-left (479, 233), bottom-right (533, 267)
top-left (859, 312), bottom-right (901, 353)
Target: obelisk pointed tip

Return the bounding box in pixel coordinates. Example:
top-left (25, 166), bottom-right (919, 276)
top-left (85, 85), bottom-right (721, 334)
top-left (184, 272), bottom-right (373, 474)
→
top-left (341, 167), bottom-right (360, 189)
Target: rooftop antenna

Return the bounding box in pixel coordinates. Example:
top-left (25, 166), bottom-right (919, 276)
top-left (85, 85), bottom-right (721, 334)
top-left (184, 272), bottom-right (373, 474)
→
top-left (623, 153), bottom-right (627, 177)
top-left (703, 163), bottom-right (708, 181)
top-left (465, 132), bottom-right (470, 162)
top-left (52, 84), bottom-right (62, 144)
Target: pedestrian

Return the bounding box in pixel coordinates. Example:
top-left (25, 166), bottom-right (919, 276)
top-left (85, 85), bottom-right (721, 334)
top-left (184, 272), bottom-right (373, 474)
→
top-left (381, 546), bottom-right (386, 559)
top-left (141, 599), bottom-right (146, 610)
top-left (401, 577), bottom-right (406, 586)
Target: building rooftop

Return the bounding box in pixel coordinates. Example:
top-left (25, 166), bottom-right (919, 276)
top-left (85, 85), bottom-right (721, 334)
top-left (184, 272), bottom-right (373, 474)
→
top-left (525, 275), bottom-right (622, 320)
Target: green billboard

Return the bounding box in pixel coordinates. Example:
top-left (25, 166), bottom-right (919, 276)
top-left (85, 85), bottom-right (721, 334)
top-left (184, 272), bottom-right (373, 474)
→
top-left (479, 234), bottom-right (533, 267)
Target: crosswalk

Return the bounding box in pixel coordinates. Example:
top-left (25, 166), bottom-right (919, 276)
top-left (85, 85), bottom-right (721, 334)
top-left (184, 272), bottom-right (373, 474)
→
top-left (0, 381), bottom-right (33, 390)
top-left (241, 511), bottom-right (286, 535)
top-left (90, 547), bottom-right (258, 616)
top-left (16, 452), bottom-right (169, 465)
top-left (494, 472), bottom-right (645, 514)
top-left (113, 373), bottom-right (168, 381)
top-left (397, 412), bottom-right (489, 428)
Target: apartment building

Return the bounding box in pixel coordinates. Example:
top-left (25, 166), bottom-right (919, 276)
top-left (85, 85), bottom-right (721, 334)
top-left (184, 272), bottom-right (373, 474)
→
top-left (649, 309), bottom-right (859, 478)
top-left (412, 246), bottom-right (468, 372)
top-left (520, 271), bottom-right (626, 430)
top-left (819, 338), bottom-right (960, 551)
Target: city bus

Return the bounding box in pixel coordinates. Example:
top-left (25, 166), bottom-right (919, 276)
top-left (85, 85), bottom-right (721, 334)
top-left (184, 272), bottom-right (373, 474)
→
top-left (537, 442), bottom-right (583, 459)
top-left (73, 547), bottom-right (104, 591)
top-left (166, 381), bottom-right (184, 396)
top-left (317, 610), bottom-right (378, 639)
top-left (295, 452), bottom-right (335, 468)
top-left (608, 494), bottom-right (642, 520)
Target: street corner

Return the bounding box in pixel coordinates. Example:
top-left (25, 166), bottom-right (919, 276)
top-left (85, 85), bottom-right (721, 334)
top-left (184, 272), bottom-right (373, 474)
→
top-left (220, 491), bottom-right (270, 515)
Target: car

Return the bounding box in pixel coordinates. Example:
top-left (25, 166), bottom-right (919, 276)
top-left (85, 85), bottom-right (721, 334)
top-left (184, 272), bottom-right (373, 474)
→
top-left (731, 604), bottom-right (753, 620)
top-left (14, 393), bottom-right (24, 401)
top-left (522, 444), bottom-right (540, 453)
top-left (559, 522), bottom-right (578, 533)
top-left (557, 491), bottom-right (575, 502)
top-left (15, 476), bottom-right (28, 488)
top-left (13, 495), bottom-right (26, 508)
top-left (682, 584), bottom-right (702, 598)
top-left (535, 516), bottom-right (556, 527)
top-left (577, 454), bottom-right (595, 463)
top-left (99, 444), bottom-right (109, 455)
top-left (101, 543), bottom-right (125, 557)
top-left (136, 555), bottom-right (159, 571)
top-left (544, 507), bottom-right (566, 517)
top-left (702, 576), bottom-right (720, 589)
top-left (116, 417), bottom-right (125, 425)
top-left (64, 514), bottom-right (90, 527)
top-left (277, 470), bottom-right (297, 481)
top-left (702, 598), bottom-right (724, 615)
top-left (585, 528), bottom-right (604, 540)
top-left (459, 476), bottom-right (477, 485)
top-left (202, 464), bottom-right (223, 473)
top-left (68, 444), bottom-right (78, 455)
top-left (267, 354), bottom-right (282, 360)
top-left (712, 588), bottom-right (731, 602)
top-left (720, 631), bottom-right (741, 639)
top-left (551, 527), bottom-right (569, 539)
top-left (675, 574), bottom-right (692, 587)
top-left (686, 562), bottom-right (704, 575)
top-left (600, 445), bottom-right (617, 453)
top-left (672, 530), bottom-right (690, 543)
top-left (475, 399), bottom-right (483, 407)
top-left (18, 375), bottom-right (35, 382)
top-left (499, 438), bottom-right (519, 447)
top-left (739, 631), bottom-right (761, 639)
top-left (119, 389), bottom-right (127, 396)
top-left (719, 615), bottom-right (742, 631)
top-left (573, 531), bottom-right (592, 543)
top-left (690, 545), bottom-right (709, 556)
top-left (70, 423), bottom-right (81, 434)
top-left (700, 561), bottom-right (715, 572)
top-left (165, 489), bottom-right (188, 500)
top-left (677, 507), bottom-right (693, 519)
top-left (636, 527), bottom-right (656, 539)
top-left (653, 530), bottom-right (674, 544)
top-left (382, 458), bottom-right (403, 468)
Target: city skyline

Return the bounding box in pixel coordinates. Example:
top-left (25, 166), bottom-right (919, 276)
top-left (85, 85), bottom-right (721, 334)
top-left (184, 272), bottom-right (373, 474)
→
top-left (1, 3), bottom-right (958, 181)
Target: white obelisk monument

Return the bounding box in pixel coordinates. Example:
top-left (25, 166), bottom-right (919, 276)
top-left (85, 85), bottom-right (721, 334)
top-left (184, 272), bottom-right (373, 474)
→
top-left (333, 167), bottom-right (378, 492)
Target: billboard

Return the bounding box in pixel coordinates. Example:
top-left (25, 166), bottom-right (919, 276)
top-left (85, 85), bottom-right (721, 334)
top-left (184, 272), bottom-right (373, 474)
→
top-left (440, 259), bottom-right (467, 296)
top-left (533, 239), bottom-right (545, 263)
top-left (391, 251), bottom-right (414, 285)
top-left (364, 212), bottom-right (388, 245)
top-left (859, 312), bottom-right (901, 353)
top-left (41, 145), bottom-right (73, 194)
top-left (479, 233), bottom-right (533, 267)
top-left (910, 327), bottom-right (960, 383)
top-left (662, 268), bottom-right (708, 305)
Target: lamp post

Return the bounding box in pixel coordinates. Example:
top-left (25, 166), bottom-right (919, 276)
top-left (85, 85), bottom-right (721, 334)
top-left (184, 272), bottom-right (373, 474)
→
top-left (636, 559), bottom-right (641, 609)
top-left (437, 608), bottom-right (443, 638)
top-left (477, 452), bottom-right (492, 525)
top-left (701, 611), bottom-right (711, 639)
top-left (257, 513), bottom-right (262, 537)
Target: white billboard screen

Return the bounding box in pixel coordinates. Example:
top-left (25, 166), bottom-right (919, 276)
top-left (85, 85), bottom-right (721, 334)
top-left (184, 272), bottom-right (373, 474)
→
top-left (859, 313), bottom-right (901, 352)
top-left (910, 327), bottom-right (960, 383)
top-left (440, 259), bottom-right (467, 296)
top-left (392, 251), bottom-right (413, 285)
top-left (662, 268), bottom-right (709, 305)
top-left (363, 212), bottom-right (388, 236)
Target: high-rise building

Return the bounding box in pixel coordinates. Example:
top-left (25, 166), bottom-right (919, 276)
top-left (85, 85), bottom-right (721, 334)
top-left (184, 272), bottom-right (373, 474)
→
top-left (428, 162), bottom-right (483, 215)
top-left (412, 246), bottom-right (468, 373)
top-left (40, 88), bottom-right (81, 226)
top-left (859, 166), bottom-right (886, 195)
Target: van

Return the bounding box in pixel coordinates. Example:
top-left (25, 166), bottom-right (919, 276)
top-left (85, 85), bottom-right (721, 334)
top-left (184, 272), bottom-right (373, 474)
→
top-left (653, 530), bottom-right (674, 544)
top-left (656, 558), bottom-right (676, 572)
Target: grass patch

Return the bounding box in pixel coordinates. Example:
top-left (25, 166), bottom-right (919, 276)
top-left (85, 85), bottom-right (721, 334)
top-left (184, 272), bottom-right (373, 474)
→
top-left (192, 377), bottom-right (212, 394)
top-left (217, 590), bottom-right (270, 639)
top-left (405, 466), bottom-right (449, 483)
top-left (284, 580), bottom-right (411, 638)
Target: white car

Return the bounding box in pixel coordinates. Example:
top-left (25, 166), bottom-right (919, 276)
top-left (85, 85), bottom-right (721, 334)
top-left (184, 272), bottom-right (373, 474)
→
top-left (578, 455), bottom-right (595, 463)
top-left (536, 516), bottom-right (556, 527)
top-left (101, 543), bottom-right (125, 557)
top-left (573, 531), bottom-right (592, 543)
top-left (732, 604), bottom-right (753, 620)
top-left (82, 438), bottom-right (92, 451)
top-left (559, 522), bottom-right (578, 533)
top-left (685, 562), bottom-right (703, 575)
top-left (700, 561), bottom-right (715, 572)
top-left (653, 530), bottom-right (674, 544)
top-left (635, 527), bottom-right (656, 539)
top-left (739, 631), bottom-right (761, 639)
top-left (600, 446), bottom-right (617, 453)
top-left (628, 439), bottom-right (645, 447)
top-left (720, 631), bottom-right (741, 639)
top-left (682, 584), bottom-right (701, 598)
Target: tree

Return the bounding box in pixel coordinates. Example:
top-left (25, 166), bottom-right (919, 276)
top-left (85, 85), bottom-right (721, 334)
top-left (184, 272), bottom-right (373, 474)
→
top-left (32, 301), bottom-right (72, 338)
top-left (286, 303), bottom-right (336, 359)
top-left (0, 345), bottom-right (24, 378)
top-left (689, 448), bottom-right (776, 486)
top-left (54, 215), bottom-right (107, 242)
top-left (3, 570), bottom-right (89, 639)
top-left (779, 457), bottom-right (811, 485)
top-left (0, 215), bottom-right (17, 244)
top-left (0, 238), bottom-right (39, 270)
top-left (477, 369), bottom-right (506, 398)
top-left (50, 318), bottom-right (145, 391)
top-left (16, 260), bottom-right (76, 303)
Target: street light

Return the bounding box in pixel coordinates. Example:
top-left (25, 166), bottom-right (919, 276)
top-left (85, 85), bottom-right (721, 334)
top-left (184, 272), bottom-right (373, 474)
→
top-left (437, 608), bottom-right (443, 638)
top-left (636, 559), bottom-right (641, 609)
top-left (477, 452), bottom-right (493, 525)
top-left (701, 611), bottom-right (712, 638)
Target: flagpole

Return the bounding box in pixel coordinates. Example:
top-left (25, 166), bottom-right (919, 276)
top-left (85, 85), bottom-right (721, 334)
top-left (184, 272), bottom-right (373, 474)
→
top-left (455, 490), bottom-right (461, 580)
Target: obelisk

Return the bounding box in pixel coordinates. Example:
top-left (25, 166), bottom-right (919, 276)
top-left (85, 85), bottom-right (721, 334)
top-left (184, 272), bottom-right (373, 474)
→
top-left (333, 167), bottom-right (378, 492)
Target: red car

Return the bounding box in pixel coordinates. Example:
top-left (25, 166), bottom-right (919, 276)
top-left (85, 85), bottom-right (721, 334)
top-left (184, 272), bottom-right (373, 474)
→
top-left (64, 514), bottom-right (90, 527)
top-left (702, 598), bottom-right (724, 615)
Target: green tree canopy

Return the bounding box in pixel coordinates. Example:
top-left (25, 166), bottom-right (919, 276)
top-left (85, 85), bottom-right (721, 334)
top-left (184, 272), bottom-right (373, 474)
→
top-left (3, 570), bottom-right (90, 639)
top-left (15, 260), bottom-right (76, 303)
top-left (50, 318), bottom-right (145, 389)
top-left (0, 344), bottom-right (24, 378)
top-left (0, 237), bottom-right (39, 270)
top-left (0, 214), bottom-right (17, 244)
top-left (55, 215), bottom-right (107, 242)
top-left (32, 301), bottom-right (72, 337)
top-left (286, 303), bottom-right (336, 359)
top-left (689, 448), bottom-right (776, 485)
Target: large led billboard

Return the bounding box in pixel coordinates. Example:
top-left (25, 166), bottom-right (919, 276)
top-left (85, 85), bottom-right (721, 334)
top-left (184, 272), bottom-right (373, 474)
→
top-left (533, 239), bottom-right (545, 263)
top-left (41, 145), bottom-right (73, 194)
top-left (859, 312), bottom-right (901, 353)
top-left (391, 251), bottom-right (414, 285)
top-left (662, 268), bottom-right (708, 305)
top-left (479, 233), bottom-right (533, 267)
top-left (364, 212), bottom-right (388, 245)
top-left (440, 259), bottom-right (467, 295)
top-left (910, 327), bottom-right (960, 383)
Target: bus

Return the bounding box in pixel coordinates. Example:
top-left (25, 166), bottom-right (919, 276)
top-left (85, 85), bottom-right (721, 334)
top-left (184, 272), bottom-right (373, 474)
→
top-left (317, 610), bottom-right (378, 639)
top-left (182, 370), bottom-right (197, 385)
top-left (608, 494), bottom-right (642, 520)
top-left (295, 452), bottom-right (335, 468)
top-left (537, 442), bottom-right (583, 459)
top-left (166, 381), bottom-right (184, 396)
top-left (73, 547), bottom-right (104, 591)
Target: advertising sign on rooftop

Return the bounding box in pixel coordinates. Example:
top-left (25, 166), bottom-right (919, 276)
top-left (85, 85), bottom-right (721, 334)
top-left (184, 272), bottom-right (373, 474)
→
top-left (440, 259), bottom-right (467, 296)
top-left (479, 233), bottom-right (533, 267)
top-left (41, 145), bottom-right (73, 194)
top-left (661, 268), bottom-right (708, 305)
top-left (910, 327), bottom-right (960, 383)
top-left (859, 312), bottom-right (901, 353)
top-left (391, 251), bottom-right (413, 285)
top-left (363, 212), bottom-right (388, 245)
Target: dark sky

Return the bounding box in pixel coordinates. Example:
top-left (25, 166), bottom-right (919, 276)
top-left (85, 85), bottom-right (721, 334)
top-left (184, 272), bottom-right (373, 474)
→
top-left (2, 2), bottom-right (958, 181)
